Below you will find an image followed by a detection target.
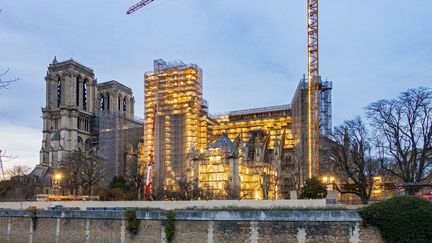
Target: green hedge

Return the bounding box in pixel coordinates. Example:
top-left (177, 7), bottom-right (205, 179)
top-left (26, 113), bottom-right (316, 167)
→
top-left (124, 209), bottom-right (140, 235)
top-left (165, 210), bottom-right (176, 242)
top-left (358, 196), bottom-right (432, 243)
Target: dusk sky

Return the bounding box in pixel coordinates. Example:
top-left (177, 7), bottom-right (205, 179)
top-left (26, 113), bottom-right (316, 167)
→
top-left (0, 0), bottom-right (431, 169)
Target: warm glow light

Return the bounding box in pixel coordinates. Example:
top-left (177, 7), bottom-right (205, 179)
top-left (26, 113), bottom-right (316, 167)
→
top-left (55, 174), bottom-right (62, 180)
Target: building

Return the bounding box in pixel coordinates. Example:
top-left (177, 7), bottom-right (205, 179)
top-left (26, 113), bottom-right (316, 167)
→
top-left (143, 59), bottom-right (208, 189)
top-left (33, 57), bottom-right (333, 198)
top-left (142, 59), bottom-right (333, 199)
top-left (32, 57), bottom-right (143, 192)
top-left (291, 75), bottom-right (333, 185)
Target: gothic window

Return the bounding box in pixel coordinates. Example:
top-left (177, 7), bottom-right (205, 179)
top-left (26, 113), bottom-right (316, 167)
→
top-left (100, 94), bottom-right (105, 111)
top-left (76, 76), bottom-right (80, 107)
top-left (118, 95), bottom-right (121, 111)
top-left (56, 76), bottom-right (61, 107)
top-left (123, 97), bottom-right (127, 112)
top-left (85, 139), bottom-right (92, 151)
top-left (77, 136), bottom-right (83, 151)
top-left (83, 79), bottom-right (88, 110)
top-left (106, 93), bottom-right (110, 111)
top-left (78, 117), bottom-right (81, 130)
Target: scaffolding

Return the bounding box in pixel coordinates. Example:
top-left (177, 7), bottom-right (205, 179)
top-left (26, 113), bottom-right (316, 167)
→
top-left (144, 59), bottom-right (207, 188)
top-left (97, 111), bottom-right (143, 178)
top-left (212, 105), bottom-right (294, 150)
top-left (291, 75), bottom-right (333, 184)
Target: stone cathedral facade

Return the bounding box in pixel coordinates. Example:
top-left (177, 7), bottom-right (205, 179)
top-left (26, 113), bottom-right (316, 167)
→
top-left (33, 57), bottom-right (142, 191)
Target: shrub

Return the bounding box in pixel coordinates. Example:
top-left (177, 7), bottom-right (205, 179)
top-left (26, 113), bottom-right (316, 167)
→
top-left (124, 209), bottom-right (139, 235)
top-left (299, 176), bottom-right (327, 199)
top-left (165, 210), bottom-right (176, 242)
top-left (358, 196), bottom-right (432, 243)
top-left (28, 206), bottom-right (37, 230)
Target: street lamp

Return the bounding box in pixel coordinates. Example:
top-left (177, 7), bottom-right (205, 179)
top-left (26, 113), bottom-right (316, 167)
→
top-left (52, 173), bottom-right (62, 195)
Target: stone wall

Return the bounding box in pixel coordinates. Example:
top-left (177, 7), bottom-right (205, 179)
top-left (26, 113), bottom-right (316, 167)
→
top-left (0, 210), bottom-right (384, 243)
top-left (0, 199), bottom-right (327, 210)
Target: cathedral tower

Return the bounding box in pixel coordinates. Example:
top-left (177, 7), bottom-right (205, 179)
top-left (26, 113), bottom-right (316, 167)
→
top-left (40, 57), bottom-right (97, 168)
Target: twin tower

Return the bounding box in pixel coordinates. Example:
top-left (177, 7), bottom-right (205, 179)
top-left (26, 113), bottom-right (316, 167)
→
top-left (39, 57), bottom-right (137, 170)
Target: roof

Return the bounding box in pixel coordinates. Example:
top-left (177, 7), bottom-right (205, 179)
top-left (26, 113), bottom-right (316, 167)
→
top-left (210, 134), bottom-right (237, 154)
top-left (49, 57), bottom-right (94, 74)
top-left (228, 104), bottom-right (291, 116)
top-left (97, 80), bottom-right (133, 93)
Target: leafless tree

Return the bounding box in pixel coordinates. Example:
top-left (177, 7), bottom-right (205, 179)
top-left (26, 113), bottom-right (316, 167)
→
top-left (0, 10), bottom-right (19, 91)
top-left (0, 68), bottom-right (18, 90)
top-left (331, 117), bottom-right (379, 204)
top-left (367, 87), bottom-right (432, 191)
top-left (64, 151), bottom-right (109, 195)
top-left (64, 151), bottom-right (84, 195)
top-left (80, 153), bottom-right (109, 195)
top-left (6, 165), bottom-right (31, 178)
top-left (125, 155), bottom-right (144, 200)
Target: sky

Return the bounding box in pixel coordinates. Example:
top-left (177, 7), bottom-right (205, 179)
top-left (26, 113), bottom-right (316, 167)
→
top-left (0, 0), bottom-right (431, 170)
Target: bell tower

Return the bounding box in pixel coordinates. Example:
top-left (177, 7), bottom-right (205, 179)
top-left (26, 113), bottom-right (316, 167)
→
top-left (40, 57), bottom-right (97, 168)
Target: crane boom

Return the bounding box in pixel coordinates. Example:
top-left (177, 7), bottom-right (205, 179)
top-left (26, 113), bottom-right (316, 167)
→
top-left (307, 0), bottom-right (320, 178)
top-left (144, 103), bottom-right (157, 200)
top-left (127, 0), bottom-right (155, 14)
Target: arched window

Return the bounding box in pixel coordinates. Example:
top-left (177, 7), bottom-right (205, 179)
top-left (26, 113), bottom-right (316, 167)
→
top-left (76, 76), bottom-right (80, 107)
top-left (118, 95), bottom-right (121, 111)
top-left (85, 139), bottom-right (92, 151)
top-left (56, 76), bottom-right (61, 107)
top-left (83, 79), bottom-right (88, 110)
top-left (77, 117), bottom-right (81, 130)
top-left (123, 97), bottom-right (127, 112)
top-left (100, 94), bottom-right (105, 111)
top-left (77, 136), bottom-right (83, 151)
top-left (106, 93), bottom-right (110, 111)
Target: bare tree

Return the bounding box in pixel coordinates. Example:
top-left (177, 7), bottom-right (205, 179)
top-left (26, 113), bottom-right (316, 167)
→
top-left (6, 165), bottom-right (31, 178)
top-left (0, 68), bottom-right (18, 90)
top-left (331, 117), bottom-right (379, 203)
top-left (80, 153), bottom-right (109, 195)
top-left (64, 151), bottom-right (109, 195)
top-left (367, 87), bottom-right (432, 191)
top-left (64, 151), bottom-right (84, 195)
top-left (125, 155), bottom-right (144, 200)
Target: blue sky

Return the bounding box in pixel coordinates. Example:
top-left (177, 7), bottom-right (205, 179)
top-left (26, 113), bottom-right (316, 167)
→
top-left (0, 0), bottom-right (431, 169)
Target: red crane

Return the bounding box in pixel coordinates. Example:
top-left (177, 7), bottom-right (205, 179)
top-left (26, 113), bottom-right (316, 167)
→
top-left (144, 104), bottom-right (157, 200)
top-left (127, 0), bottom-right (156, 14)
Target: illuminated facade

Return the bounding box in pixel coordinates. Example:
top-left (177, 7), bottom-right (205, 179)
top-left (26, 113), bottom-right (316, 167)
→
top-left (144, 59), bottom-right (208, 188)
top-left (143, 59), bottom-right (333, 199)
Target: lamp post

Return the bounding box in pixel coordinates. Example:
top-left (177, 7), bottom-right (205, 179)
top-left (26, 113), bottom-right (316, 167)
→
top-left (52, 173), bottom-right (62, 195)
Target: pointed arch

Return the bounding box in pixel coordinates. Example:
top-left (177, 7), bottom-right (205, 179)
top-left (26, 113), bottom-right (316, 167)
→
top-left (123, 96), bottom-right (127, 112)
top-left (76, 75), bottom-right (81, 107)
top-left (106, 93), bottom-right (110, 111)
top-left (83, 79), bottom-right (88, 110)
top-left (100, 94), bottom-right (105, 111)
top-left (56, 75), bottom-right (61, 107)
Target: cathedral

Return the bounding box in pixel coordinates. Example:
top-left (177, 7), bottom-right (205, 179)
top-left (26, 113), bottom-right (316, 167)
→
top-left (31, 57), bottom-right (143, 193)
top-left (31, 57), bottom-right (333, 199)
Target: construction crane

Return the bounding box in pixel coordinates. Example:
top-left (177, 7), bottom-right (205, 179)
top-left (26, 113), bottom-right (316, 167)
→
top-left (144, 103), bottom-right (157, 200)
top-left (307, 0), bottom-right (320, 179)
top-left (127, 0), bottom-right (155, 14)
top-left (127, 0), bottom-right (322, 181)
